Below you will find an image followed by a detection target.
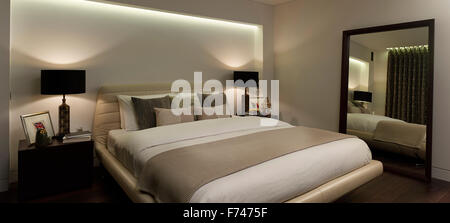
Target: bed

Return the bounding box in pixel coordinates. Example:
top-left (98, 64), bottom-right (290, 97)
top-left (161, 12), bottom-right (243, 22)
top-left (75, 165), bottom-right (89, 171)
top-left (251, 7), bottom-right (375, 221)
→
top-left (347, 113), bottom-right (426, 160)
top-left (92, 83), bottom-right (383, 203)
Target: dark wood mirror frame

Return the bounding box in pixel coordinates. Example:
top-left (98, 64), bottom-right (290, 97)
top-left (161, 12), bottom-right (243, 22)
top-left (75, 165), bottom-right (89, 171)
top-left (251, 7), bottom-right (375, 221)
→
top-left (339, 19), bottom-right (435, 182)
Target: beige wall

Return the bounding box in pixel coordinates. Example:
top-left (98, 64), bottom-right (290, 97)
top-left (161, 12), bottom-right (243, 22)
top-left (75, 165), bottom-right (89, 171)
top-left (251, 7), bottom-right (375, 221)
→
top-left (372, 50), bottom-right (388, 116)
top-left (349, 41), bottom-right (371, 62)
top-left (274, 0), bottom-right (450, 181)
top-left (349, 40), bottom-right (385, 115)
top-left (9, 0), bottom-right (273, 181)
top-left (106, 0), bottom-right (275, 81)
top-left (349, 41), bottom-right (372, 110)
top-left (0, 0), bottom-right (10, 192)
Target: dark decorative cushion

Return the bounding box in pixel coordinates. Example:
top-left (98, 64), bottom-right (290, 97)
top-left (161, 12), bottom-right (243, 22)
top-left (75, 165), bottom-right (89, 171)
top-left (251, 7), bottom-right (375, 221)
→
top-left (131, 96), bottom-right (171, 130)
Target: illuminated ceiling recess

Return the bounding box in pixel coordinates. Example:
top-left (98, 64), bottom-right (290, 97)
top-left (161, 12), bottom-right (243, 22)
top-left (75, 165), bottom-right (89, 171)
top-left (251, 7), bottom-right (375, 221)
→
top-left (85, 0), bottom-right (260, 30)
top-left (349, 57), bottom-right (367, 65)
top-left (12, 0), bottom-right (262, 66)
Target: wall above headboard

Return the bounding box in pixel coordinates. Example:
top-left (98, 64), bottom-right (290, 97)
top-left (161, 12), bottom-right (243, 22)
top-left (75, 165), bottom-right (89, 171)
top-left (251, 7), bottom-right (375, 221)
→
top-left (9, 0), bottom-right (273, 181)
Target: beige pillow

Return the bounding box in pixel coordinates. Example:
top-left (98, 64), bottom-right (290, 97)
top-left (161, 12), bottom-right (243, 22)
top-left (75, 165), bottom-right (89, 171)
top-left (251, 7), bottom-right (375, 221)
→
top-left (348, 101), bottom-right (362, 113)
top-left (154, 108), bottom-right (195, 127)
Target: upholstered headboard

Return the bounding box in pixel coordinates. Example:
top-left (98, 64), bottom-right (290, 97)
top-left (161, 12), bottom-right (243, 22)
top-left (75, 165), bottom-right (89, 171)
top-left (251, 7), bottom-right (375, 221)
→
top-left (92, 83), bottom-right (174, 148)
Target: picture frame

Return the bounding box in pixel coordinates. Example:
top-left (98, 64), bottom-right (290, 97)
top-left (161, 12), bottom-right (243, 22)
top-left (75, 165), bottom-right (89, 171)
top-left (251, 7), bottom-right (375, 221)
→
top-left (245, 96), bottom-right (261, 115)
top-left (248, 96), bottom-right (271, 116)
top-left (20, 111), bottom-right (55, 145)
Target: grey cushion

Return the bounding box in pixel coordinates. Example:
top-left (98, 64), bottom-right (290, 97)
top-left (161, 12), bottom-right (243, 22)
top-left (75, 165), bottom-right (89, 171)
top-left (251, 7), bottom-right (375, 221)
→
top-left (132, 95), bottom-right (171, 130)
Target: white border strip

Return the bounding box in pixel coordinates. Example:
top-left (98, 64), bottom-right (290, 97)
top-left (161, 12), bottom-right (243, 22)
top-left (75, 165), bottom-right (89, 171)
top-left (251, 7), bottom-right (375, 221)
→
top-left (432, 166), bottom-right (450, 182)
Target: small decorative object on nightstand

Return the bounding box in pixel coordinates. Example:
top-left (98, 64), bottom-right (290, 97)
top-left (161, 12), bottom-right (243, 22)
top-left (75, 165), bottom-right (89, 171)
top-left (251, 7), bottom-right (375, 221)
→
top-left (34, 128), bottom-right (52, 148)
top-left (18, 139), bottom-right (93, 201)
top-left (62, 131), bottom-right (92, 144)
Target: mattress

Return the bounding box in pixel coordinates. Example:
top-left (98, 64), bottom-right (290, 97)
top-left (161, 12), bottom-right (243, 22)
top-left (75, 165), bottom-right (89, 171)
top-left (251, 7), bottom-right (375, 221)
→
top-left (107, 116), bottom-right (372, 202)
top-left (347, 113), bottom-right (404, 133)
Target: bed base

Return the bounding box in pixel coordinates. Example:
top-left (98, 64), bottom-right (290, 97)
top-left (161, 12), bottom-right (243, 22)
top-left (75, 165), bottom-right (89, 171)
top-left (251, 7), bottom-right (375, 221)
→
top-left (95, 143), bottom-right (382, 203)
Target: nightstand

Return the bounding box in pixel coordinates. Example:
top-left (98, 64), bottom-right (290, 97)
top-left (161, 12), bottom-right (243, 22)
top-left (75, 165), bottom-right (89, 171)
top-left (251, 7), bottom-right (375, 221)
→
top-left (239, 112), bottom-right (271, 118)
top-left (257, 112), bottom-right (271, 118)
top-left (18, 139), bottom-right (93, 201)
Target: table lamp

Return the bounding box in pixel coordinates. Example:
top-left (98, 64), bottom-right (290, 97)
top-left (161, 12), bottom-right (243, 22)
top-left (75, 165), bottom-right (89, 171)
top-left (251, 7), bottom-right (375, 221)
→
top-left (353, 90), bottom-right (372, 111)
top-left (353, 91), bottom-right (372, 103)
top-left (234, 71), bottom-right (259, 114)
top-left (41, 70), bottom-right (86, 137)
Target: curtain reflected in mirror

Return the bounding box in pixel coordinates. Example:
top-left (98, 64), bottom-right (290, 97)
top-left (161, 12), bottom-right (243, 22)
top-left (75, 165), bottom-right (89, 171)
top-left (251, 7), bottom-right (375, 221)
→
top-left (386, 46), bottom-right (429, 125)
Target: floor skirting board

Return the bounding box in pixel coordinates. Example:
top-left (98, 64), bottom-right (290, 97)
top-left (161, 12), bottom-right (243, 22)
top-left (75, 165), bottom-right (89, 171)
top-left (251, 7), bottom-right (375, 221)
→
top-left (9, 170), bottom-right (17, 184)
top-left (0, 179), bottom-right (8, 192)
top-left (433, 166), bottom-right (450, 182)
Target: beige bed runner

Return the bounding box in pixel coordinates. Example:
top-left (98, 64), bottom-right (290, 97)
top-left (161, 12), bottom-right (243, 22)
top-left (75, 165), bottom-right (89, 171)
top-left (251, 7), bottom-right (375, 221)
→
top-left (138, 126), bottom-right (355, 202)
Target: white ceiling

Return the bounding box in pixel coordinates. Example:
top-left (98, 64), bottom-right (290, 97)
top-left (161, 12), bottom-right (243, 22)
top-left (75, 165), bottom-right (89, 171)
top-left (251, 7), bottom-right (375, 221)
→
top-left (250, 0), bottom-right (295, 5)
top-left (351, 27), bottom-right (428, 51)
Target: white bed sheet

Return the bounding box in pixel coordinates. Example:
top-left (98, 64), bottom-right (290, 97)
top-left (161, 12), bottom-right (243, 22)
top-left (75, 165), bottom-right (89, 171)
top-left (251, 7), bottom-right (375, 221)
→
top-left (347, 113), bottom-right (404, 133)
top-left (107, 116), bottom-right (372, 203)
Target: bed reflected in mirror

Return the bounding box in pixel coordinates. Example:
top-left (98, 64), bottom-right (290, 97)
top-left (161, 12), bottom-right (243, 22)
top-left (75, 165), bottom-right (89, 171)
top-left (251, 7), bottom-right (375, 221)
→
top-left (340, 20), bottom-right (434, 181)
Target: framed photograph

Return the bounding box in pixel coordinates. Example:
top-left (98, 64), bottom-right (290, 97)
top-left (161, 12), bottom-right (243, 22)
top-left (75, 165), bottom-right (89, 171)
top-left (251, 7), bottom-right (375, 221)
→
top-left (20, 111), bottom-right (55, 145)
top-left (249, 96), bottom-right (267, 111)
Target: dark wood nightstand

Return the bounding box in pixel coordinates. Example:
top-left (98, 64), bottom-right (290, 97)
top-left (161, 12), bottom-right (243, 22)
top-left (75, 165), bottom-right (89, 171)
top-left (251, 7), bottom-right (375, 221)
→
top-left (239, 112), bottom-right (271, 118)
top-left (18, 139), bottom-right (93, 201)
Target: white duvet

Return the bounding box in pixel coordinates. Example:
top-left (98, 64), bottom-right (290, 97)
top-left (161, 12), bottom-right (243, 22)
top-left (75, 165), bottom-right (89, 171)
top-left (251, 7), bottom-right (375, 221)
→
top-left (347, 113), bottom-right (404, 133)
top-left (107, 116), bottom-right (372, 202)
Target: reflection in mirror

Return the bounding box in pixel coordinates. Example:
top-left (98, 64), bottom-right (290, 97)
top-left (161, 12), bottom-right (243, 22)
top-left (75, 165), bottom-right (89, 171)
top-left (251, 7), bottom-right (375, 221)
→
top-left (346, 27), bottom-right (429, 179)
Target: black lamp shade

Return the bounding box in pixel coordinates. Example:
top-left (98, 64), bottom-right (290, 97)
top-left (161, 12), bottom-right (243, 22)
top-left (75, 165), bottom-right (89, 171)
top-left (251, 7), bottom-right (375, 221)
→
top-left (41, 70), bottom-right (86, 95)
top-left (353, 91), bottom-right (372, 102)
top-left (234, 71), bottom-right (259, 87)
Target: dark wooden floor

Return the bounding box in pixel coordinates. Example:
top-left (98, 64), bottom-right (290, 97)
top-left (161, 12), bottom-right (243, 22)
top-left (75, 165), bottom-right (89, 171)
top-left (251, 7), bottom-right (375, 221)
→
top-left (2, 167), bottom-right (450, 203)
top-left (371, 150), bottom-right (426, 180)
top-left (337, 172), bottom-right (450, 203)
top-left (0, 167), bottom-right (131, 203)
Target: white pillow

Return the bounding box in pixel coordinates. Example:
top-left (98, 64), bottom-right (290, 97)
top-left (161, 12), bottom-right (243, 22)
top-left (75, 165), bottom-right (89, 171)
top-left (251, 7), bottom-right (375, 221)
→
top-left (117, 94), bottom-right (169, 131)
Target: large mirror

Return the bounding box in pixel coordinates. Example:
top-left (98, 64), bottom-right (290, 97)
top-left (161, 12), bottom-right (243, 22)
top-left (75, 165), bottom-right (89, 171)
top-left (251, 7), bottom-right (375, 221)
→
top-left (339, 20), bottom-right (434, 181)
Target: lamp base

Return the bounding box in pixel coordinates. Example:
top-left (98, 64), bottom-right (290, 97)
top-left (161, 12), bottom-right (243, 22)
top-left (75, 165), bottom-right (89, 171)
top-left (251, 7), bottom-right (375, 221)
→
top-left (59, 95), bottom-right (70, 136)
